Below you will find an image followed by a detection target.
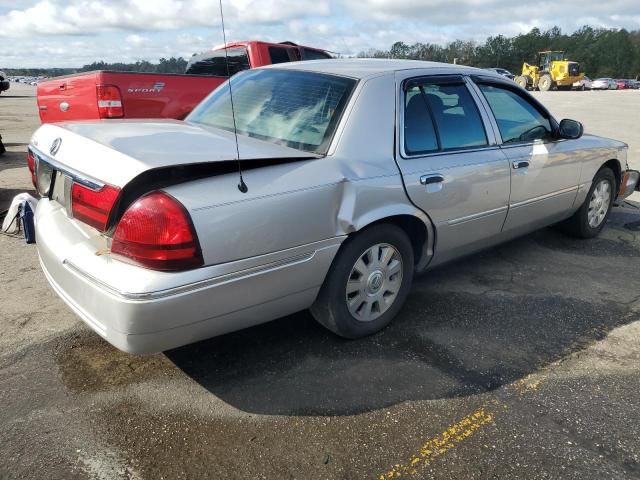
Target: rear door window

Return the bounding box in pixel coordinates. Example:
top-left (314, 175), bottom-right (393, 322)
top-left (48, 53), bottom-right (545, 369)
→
top-left (185, 47), bottom-right (250, 76)
top-left (404, 79), bottom-right (488, 155)
top-left (478, 84), bottom-right (553, 143)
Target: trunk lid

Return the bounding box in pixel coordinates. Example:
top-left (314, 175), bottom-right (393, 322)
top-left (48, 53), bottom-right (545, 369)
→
top-left (31, 119), bottom-right (320, 188)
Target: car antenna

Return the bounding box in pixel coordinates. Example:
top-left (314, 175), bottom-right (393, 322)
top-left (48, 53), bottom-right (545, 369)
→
top-left (218, 0), bottom-right (248, 193)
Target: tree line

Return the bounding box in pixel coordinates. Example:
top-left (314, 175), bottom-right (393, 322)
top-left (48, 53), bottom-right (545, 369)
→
top-left (358, 26), bottom-right (640, 79)
top-left (5, 57), bottom-right (189, 77)
top-left (77, 57), bottom-right (188, 74)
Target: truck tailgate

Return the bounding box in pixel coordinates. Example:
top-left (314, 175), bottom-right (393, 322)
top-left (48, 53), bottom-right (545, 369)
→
top-left (37, 72), bottom-right (102, 123)
top-left (37, 71), bottom-right (226, 123)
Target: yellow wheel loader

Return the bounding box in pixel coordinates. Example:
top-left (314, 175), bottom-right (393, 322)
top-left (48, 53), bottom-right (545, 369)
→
top-left (514, 51), bottom-right (584, 91)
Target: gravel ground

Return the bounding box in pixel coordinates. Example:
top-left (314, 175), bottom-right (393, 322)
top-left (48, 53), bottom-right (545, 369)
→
top-left (1, 82), bottom-right (639, 480)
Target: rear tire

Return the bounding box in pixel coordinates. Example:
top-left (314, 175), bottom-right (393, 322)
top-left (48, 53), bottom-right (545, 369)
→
top-left (539, 74), bottom-right (553, 91)
top-left (558, 168), bottom-right (616, 238)
top-left (310, 224), bottom-right (414, 339)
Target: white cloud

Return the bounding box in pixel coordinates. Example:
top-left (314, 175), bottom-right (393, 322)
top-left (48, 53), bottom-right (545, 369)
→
top-left (0, 0), bottom-right (332, 37)
top-left (125, 34), bottom-right (150, 46)
top-left (0, 0), bottom-right (638, 68)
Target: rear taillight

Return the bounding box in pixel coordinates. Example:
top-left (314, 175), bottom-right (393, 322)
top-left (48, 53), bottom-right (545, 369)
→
top-left (71, 182), bottom-right (120, 231)
top-left (96, 84), bottom-right (123, 118)
top-left (27, 150), bottom-right (37, 190)
top-left (111, 191), bottom-right (203, 271)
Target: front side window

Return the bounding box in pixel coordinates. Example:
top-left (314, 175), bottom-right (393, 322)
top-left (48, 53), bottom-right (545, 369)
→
top-left (478, 84), bottom-right (553, 144)
top-left (187, 69), bottom-right (356, 155)
top-left (404, 80), bottom-right (488, 155)
top-left (185, 47), bottom-right (250, 76)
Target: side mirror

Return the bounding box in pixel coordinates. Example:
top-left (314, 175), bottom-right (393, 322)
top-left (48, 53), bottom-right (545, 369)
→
top-left (558, 119), bottom-right (584, 140)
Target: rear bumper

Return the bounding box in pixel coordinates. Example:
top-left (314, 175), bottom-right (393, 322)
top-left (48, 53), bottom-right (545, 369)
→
top-left (36, 199), bottom-right (342, 353)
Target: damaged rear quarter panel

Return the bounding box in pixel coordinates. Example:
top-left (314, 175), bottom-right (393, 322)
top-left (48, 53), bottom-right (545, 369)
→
top-left (165, 73), bottom-right (431, 268)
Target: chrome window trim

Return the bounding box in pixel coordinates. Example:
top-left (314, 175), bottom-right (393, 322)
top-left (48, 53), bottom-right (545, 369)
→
top-left (397, 74), bottom-right (499, 160)
top-left (399, 144), bottom-right (503, 162)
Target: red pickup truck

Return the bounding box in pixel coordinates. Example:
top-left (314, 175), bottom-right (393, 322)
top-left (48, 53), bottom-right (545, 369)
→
top-left (36, 40), bottom-right (331, 123)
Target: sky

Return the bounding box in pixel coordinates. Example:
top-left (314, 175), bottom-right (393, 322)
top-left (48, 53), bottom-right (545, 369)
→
top-left (0, 0), bottom-right (639, 68)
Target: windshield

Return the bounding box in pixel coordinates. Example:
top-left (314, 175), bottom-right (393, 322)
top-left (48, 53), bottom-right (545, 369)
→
top-left (187, 69), bottom-right (356, 155)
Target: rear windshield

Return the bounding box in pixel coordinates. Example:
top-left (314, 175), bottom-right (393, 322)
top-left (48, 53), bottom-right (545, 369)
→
top-left (185, 47), bottom-right (250, 76)
top-left (187, 69), bottom-right (356, 155)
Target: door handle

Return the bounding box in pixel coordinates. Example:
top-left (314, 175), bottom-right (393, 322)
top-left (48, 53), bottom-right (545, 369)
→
top-left (420, 174), bottom-right (445, 185)
top-left (512, 160), bottom-right (529, 169)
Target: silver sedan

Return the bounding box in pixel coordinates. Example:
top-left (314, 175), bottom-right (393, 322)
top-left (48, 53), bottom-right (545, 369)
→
top-left (31, 59), bottom-right (639, 353)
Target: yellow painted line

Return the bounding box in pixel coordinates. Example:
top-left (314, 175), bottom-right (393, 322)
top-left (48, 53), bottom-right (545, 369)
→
top-left (378, 407), bottom-right (495, 479)
top-left (514, 376), bottom-right (542, 393)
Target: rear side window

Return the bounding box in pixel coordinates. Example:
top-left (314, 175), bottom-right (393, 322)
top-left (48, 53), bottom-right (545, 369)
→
top-left (478, 84), bottom-right (553, 143)
top-left (301, 48), bottom-right (332, 60)
top-left (268, 47), bottom-right (293, 64)
top-left (404, 81), bottom-right (488, 155)
top-left (185, 47), bottom-right (250, 76)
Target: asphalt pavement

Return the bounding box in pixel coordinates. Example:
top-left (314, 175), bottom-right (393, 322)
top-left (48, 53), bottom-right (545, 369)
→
top-left (1, 83), bottom-right (639, 479)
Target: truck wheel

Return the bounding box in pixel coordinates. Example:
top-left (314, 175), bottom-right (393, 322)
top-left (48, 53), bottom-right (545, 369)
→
top-left (515, 76), bottom-right (528, 89)
top-left (558, 168), bottom-right (616, 238)
top-left (538, 74), bottom-right (553, 91)
top-left (310, 224), bottom-right (414, 339)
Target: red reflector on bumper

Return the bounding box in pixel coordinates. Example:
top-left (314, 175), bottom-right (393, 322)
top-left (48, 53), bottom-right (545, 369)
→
top-left (71, 183), bottom-right (120, 231)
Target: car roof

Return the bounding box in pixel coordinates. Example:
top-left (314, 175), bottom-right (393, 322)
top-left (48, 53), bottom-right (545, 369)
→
top-left (224, 40), bottom-right (329, 54)
top-left (260, 58), bottom-right (493, 80)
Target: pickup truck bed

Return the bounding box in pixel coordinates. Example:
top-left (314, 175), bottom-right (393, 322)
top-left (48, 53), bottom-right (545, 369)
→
top-left (37, 71), bottom-right (225, 123)
top-left (36, 40), bottom-right (332, 123)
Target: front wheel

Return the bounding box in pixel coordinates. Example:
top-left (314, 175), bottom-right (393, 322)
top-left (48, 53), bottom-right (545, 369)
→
top-left (559, 168), bottom-right (616, 238)
top-left (515, 76), bottom-right (528, 89)
top-left (311, 224), bottom-right (414, 339)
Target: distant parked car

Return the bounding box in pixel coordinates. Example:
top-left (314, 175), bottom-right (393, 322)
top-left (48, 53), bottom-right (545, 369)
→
top-left (0, 71), bottom-right (9, 94)
top-left (486, 68), bottom-right (515, 80)
top-left (629, 80), bottom-right (640, 89)
top-left (591, 78), bottom-right (617, 90)
top-left (573, 76), bottom-right (592, 90)
top-left (615, 79), bottom-right (630, 89)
